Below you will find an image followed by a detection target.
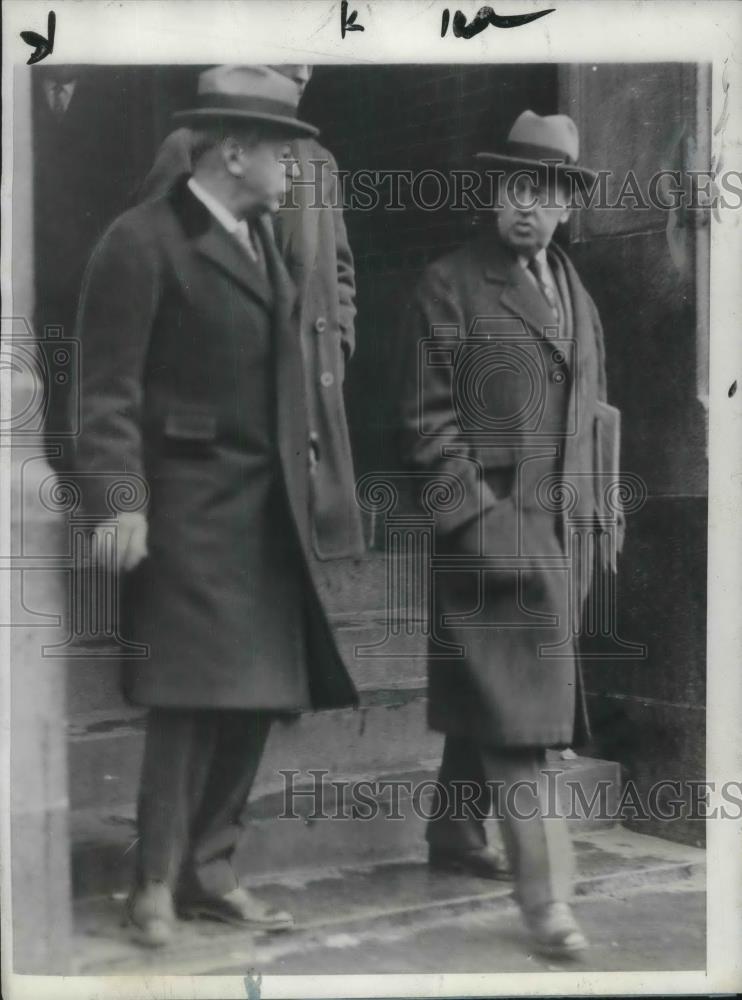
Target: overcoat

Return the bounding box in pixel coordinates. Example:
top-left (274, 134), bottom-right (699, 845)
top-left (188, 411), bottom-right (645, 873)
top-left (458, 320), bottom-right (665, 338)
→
top-left (399, 231), bottom-right (613, 748)
top-left (278, 136), bottom-right (365, 559)
top-left (73, 177), bottom-right (359, 711)
top-left (138, 129), bottom-right (365, 559)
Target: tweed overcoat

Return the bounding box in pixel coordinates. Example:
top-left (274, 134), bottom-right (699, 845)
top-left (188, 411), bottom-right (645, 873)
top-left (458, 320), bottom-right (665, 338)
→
top-left (139, 129), bottom-right (365, 558)
top-left (399, 231), bottom-right (614, 748)
top-left (73, 177), bottom-right (359, 711)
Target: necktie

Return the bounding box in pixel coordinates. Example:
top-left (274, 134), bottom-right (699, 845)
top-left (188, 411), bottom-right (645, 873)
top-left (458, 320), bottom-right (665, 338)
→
top-left (50, 83), bottom-right (67, 117)
top-left (232, 220), bottom-right (258, 262)
top-left (527, 255), bottom-right (558, 313)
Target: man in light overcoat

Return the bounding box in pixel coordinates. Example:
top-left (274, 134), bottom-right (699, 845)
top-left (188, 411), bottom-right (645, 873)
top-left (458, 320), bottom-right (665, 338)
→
top-left (399, 111), bottom-right (621, 958)
top-left (74, 65), bottom-right (361, 947)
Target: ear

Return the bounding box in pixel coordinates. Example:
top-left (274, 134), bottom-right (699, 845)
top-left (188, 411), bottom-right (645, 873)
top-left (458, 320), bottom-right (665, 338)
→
top-left (222, 136), bottom-right (245, 177)
top-left (558, 206), bottom-right (571, 226)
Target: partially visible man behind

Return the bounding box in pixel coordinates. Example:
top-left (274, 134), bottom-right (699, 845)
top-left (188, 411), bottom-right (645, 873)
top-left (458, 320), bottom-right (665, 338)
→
top-left (139, 64), bottom-right (364, 560)
top-left (398, 112), bottom-right (621, 959)
top-left (73, 65), bottom-right (361, 948)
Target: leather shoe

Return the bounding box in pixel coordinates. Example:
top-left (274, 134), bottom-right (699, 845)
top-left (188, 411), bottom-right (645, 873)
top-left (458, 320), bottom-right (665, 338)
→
top-left (177, 885), bottom-right (294, 932)
top-left (523, 902), bottom-right (588, 958)
top-left (126, 880), bottom-right (176, 948)
top-left (428, 845), bottom-right (513, 880)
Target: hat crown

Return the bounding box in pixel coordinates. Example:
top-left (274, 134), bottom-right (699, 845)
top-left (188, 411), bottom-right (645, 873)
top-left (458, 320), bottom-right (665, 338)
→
top-left (196, 64), bottom-right (300, 113)
top-left (174, 63), bottom-right (318, 138)
top-left (507, 110), bottom-right (579, 163)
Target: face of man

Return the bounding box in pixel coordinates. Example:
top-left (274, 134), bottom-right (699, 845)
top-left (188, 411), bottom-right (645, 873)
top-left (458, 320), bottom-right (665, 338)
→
top-left (227, 134), bottom-right (298, 215)
top-left (496, 172), bottom-right (570, 257)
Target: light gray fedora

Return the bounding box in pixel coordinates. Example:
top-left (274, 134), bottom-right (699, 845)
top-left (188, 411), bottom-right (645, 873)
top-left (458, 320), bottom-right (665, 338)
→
top-left (474, 110), bottom-right (598, 183)
top-left (174, 64), bottom-right (318, 138)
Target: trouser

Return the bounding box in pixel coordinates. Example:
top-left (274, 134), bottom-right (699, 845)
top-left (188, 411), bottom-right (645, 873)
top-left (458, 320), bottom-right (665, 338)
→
top-left (426, 735), bottom-right (574, 912)
top-left (135, 708), bottom-right (273, 897)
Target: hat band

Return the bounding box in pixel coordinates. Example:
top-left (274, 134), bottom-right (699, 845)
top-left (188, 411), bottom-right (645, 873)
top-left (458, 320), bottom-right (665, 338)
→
top-left (192, 91), bottom-right (300, 120)
top-left (504, 140), bottom-right (576, 166)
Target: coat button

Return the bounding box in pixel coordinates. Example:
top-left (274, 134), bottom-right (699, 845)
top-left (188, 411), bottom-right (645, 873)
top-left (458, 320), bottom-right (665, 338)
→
top-left (309, 431), bottom-right (320, 464)
top-left (320, 371), bottom-right (335, 387)
top-left (314, 316), bottom-right (327, 333)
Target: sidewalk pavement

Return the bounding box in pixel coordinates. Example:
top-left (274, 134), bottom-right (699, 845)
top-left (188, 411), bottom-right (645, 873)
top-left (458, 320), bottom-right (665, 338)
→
top-left (73, 826), bottom-right (705, 976)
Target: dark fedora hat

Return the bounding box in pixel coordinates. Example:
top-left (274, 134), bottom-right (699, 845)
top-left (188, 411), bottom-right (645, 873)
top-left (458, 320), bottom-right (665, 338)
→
top-left (474, 110), bottom-right (598, 183)
top-left (174, 64), bottom-right (318, 138)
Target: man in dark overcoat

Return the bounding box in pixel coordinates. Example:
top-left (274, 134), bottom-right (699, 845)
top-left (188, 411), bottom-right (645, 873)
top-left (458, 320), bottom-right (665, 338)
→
top-left (138, 64), bottom-right (364, 560)
top-left (73, 65), bottom-right (360, 947)
top-left (399, 112), bottom-right (621, 958)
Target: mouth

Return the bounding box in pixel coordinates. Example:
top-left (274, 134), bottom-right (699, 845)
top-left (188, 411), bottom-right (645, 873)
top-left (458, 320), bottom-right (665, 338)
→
top-left (512, 222), bottom-right (534, 236)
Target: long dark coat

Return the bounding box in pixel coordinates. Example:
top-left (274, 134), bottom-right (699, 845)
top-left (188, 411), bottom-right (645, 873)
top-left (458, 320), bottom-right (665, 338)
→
top-left (73, 178), bottom-right (359, 711)
top-left (399, 231), bottom-right (613, 748)
top-left (138, 129), bottom-right (365, 559)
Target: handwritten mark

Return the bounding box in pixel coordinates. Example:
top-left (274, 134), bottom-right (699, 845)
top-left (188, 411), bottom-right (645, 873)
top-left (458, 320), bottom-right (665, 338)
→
top-left (441, 4), bottom-right (554, 38)
top-left (710, 59), bottom-right (730, 224)
top-left (713, 59), bottom-right (730, 138)
top-left (21, 9), bottom-right (55, 65)
top-left (340, 0), bottom-right (365, 38)
top-left (244, 971), bottom-right (263, 1000)
top-left (729, 380), bottom-right (737, 399)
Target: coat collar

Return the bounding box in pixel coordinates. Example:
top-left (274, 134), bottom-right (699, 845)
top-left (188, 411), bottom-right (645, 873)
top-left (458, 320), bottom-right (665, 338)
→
top-left (276, 138), bottom-right (318, 289)
top-left (169, 175), bottom-right (274, 309)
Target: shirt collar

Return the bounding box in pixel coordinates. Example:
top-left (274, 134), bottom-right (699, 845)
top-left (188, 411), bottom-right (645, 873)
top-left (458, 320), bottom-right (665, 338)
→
top-left (44, 79), bottom-right (77, 110)
top-left (187, 177), bottom-right (245, 237)
top-left (518, 247), bottom-right (549, 270)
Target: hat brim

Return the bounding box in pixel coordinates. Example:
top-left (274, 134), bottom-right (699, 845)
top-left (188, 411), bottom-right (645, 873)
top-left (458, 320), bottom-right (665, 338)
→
top-left (173, 107), bottom-right (319, 139)
top-left (473, 151), bottom-right (598, 185)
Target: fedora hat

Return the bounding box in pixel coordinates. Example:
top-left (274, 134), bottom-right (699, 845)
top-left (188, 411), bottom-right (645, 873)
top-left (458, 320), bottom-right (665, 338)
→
top-left (174, 64), bottom-right (318, 138)
top-left (474, 110), bottom-right (597, 183)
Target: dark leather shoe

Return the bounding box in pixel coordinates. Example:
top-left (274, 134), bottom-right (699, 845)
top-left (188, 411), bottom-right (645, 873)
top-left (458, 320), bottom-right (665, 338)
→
top-left (523, 902), bottom-right (588, 958)
top-left (177, 885), bottom-right (294, 933)
top-left (126, 880), bottom-right (176, 948)
top-left (428, 845), bottom-right (513, 880)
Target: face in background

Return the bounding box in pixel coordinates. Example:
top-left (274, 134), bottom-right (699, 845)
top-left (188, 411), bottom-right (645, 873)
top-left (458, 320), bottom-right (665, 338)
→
top-left (225, 132), bottom-right (298, 215)
top-left (496, 171), bottom-right (571, 257)
top-left (269, 64), bottom-right (313, 100)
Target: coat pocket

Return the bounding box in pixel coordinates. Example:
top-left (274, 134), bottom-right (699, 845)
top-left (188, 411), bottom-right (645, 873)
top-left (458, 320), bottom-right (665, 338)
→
top-left (161, 408), bottom-right (218, 457)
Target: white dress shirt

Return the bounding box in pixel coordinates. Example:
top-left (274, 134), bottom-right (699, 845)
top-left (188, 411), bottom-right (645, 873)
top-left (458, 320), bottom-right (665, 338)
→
top-left (44, 79), bottom-right (77, 115)
top-left (187, 177), bottom-right (258, 261)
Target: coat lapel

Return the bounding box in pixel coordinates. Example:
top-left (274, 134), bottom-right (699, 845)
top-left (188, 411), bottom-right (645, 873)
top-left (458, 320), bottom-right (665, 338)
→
top-left (168, 176), bottom-right (274, 309)
top-left (481, 239), bottom-right (564, 359)
top-left (277, 138), bottom-right (318, 302)
top-left (254, 214), bottom-right (309, 541)
top-left (194, 219), bottom-right (274, 309)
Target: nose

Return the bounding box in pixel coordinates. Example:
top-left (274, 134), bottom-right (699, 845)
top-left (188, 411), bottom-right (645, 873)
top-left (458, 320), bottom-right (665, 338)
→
top-left (515, 182), bottom-right (536, 213)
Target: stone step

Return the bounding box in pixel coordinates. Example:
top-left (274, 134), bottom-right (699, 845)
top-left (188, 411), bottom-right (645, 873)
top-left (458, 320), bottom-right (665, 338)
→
top-left (315, 552), bottom-right (390, 615)
top-left (71, 826), bottom-right (706, 975)
top-left (68, 684), bottom-right (433, 813)
top-left (70, 753), bottom-right (621, 900)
